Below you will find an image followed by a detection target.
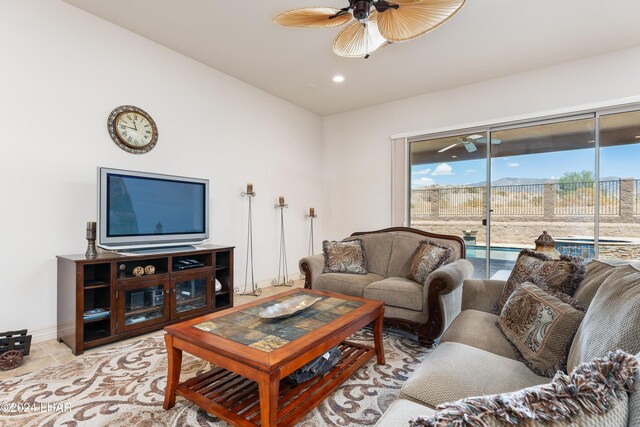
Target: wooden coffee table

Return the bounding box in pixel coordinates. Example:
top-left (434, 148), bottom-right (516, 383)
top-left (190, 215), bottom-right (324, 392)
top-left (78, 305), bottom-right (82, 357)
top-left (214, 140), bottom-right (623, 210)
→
top-left (163, 289), bottom-right (385, 427)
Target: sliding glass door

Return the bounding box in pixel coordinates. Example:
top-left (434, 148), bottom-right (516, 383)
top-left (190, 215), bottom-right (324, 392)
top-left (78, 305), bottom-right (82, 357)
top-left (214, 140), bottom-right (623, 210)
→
top-left (488, 117), bottom-right (596, 278)
top-left (598, 110), bottom-right (640, 260)
top-left (409, 131), bottom-right (489, 279)
top-left (408, 106), bottom-right (640, 279)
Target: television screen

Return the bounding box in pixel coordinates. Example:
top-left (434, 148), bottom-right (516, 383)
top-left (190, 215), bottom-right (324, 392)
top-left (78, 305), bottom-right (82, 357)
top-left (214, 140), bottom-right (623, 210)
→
top-left (98, 168), bottom-right (209, 248)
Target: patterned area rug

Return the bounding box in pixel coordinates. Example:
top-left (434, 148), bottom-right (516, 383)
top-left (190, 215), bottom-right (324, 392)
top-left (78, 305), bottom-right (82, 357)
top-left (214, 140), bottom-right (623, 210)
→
top-left (0, 330), bottom-right (430, 427)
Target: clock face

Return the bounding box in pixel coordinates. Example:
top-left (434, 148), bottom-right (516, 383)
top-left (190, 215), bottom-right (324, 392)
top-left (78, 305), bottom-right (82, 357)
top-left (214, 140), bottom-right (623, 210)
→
top-left (108, 105), bottom-right (158, 154)
top-left (115, 112), bottom-right (154, 148)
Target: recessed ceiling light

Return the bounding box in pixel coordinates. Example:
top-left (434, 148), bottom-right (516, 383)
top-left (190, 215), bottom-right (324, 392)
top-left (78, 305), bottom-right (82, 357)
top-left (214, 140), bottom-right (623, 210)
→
top-left (451, 155), bottom-right (457, 158)
top-left (332, 75), bottom-right (345, 83)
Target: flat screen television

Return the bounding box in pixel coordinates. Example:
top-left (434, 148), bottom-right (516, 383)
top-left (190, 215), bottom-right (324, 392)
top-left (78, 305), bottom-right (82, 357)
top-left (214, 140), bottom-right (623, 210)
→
top-left (98, 167), bottom-right (209, 249)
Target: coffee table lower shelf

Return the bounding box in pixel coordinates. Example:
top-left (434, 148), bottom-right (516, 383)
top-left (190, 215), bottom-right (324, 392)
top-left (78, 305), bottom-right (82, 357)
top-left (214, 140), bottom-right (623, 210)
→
top-left (176, 341), bottom-right (375, 427)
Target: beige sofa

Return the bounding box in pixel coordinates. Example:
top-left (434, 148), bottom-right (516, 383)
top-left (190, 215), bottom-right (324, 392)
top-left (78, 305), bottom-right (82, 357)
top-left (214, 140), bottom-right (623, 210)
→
top-left (299, 227), bottom-right (474, 345)
top-left (375, 259), bottom-right (640, 426)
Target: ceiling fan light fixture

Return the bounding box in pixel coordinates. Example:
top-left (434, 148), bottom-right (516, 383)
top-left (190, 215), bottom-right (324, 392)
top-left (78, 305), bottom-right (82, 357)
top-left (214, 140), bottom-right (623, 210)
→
top-left (333, 12), bottom-right (387, 58)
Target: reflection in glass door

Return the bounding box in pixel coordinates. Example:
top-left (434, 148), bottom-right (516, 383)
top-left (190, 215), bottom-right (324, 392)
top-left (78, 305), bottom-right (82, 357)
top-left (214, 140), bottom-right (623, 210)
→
top-left (488, 118), bottom-right (596, 278)
top-left (409, 131), bottom-right (489, 278)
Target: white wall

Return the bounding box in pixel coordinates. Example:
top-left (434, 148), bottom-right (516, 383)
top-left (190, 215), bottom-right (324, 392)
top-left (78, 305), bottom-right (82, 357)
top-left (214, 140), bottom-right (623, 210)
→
top-left (0, 1), bottom-right (323, 341)
top-left (322, 45), bottom-right (640, 239)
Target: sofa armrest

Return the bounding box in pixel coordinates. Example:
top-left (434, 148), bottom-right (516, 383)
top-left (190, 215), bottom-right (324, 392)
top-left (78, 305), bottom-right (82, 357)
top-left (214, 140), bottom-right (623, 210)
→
top-left (424, 259), bottom-right (474, 295)
top-left (299, 254), bottom-right (324, 289)
top-left (461, 279), bottom-right (506, 313)
top-left (421, 259), bottom-right (474, 343)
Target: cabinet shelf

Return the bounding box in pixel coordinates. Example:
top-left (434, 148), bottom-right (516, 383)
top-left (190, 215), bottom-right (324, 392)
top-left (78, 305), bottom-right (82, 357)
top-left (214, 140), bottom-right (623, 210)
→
top-left (125, 305), bottom-right (163, 317)
top-left (84, 282), bottom-right (110, 290)
top-left (83, 315), bottom-right (110, 324)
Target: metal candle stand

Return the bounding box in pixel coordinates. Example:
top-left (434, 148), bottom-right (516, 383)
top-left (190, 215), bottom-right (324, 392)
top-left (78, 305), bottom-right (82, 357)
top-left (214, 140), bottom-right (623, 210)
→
top-left (300, 211), bottom-right (318, 279)
top-left (272, 202), bottom-right (294, 287)
top-left (304, 212), bottom-right (317, 256)
top-left (234, 190), bottom-right (262, 296)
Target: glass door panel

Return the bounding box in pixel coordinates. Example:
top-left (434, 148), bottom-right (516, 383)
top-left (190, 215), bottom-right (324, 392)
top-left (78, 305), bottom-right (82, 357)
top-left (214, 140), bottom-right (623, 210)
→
top-left (175, 277), bottom-right (208, 313)
top-left (409, 132), bottom-right (488, 278)
top-left (598, 110), bottom-right (640, 260)
top-left (120, 279), bottom-right (169, 332)
top-left (489, 118), bottom-right (596, 278)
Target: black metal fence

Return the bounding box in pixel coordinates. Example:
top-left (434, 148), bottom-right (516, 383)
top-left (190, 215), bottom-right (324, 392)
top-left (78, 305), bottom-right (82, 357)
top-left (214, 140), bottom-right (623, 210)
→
top-left (411, 180), bottom-right (627, 217)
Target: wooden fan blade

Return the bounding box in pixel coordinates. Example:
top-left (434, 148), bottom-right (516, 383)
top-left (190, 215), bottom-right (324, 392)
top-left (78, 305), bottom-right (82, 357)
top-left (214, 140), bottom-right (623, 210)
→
top-left (377, 0), bottom-right (465, 42)
top-left (333, 13), bottom-right (387, 58)
top-left (273, 7), bottom-right (352, 28)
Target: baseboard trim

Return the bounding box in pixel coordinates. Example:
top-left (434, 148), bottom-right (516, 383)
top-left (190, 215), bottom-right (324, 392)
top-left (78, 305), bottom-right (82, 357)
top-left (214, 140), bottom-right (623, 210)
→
top-left (30, 324), bottom-right (58, 343)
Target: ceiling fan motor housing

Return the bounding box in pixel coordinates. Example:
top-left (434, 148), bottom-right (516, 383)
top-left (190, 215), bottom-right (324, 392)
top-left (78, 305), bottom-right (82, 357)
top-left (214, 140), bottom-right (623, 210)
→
top-left (353, 0), bottom-right (373, 20)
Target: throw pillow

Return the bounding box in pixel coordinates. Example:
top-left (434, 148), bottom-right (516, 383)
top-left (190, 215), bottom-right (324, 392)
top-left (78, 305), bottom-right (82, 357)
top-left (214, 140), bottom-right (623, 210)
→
top-left (407, 239), bottom-right (452, 284)
top-left (498, 282), bottom-right (585, 376)
top-left (322, 239), bottom-right (367, 275)
top-left (410, 350), bottom-right (638, 427)
top-left (495, 249), bottom-right (586, 314)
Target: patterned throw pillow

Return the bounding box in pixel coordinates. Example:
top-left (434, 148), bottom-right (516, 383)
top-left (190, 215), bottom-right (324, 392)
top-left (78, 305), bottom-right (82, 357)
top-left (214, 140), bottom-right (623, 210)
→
top-left (322, 239), bottom-right (367, 275)
top-left (407, 239), bottom-right (452, 284)
top-left (494, 249), bottom-right (586, 314)
top-left (498, 282), bottom-right (585, 376)
top-left (410, 350), bottom-right (638, 427)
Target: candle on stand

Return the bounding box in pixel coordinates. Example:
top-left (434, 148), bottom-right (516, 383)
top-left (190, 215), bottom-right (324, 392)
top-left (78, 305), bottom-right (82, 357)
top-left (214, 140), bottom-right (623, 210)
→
top-left (279, 196), bottom-right (285, 207)
top-left (86, 221), bottom-right (96, 239)
top-left (247, 183), bottom-right (253, 194)
top-left (309, 207), bottom-right (315, 217)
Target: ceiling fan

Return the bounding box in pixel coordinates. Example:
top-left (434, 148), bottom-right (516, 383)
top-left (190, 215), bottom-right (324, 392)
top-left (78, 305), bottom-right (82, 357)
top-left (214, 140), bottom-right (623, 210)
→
top-left (273, 0), bottom-right (466, 58)
top-left (438, 134), bottom-right (502, 154)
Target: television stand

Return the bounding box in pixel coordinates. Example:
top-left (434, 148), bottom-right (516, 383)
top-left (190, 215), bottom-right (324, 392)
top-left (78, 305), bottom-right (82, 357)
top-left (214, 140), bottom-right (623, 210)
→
top-left (57, 244), bottom-right (234, 355)
top-left (118, 245), bottom-right (197, 255)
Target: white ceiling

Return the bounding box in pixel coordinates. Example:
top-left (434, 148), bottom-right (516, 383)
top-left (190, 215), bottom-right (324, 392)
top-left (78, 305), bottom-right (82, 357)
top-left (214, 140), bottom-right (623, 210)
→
top-left (62, 0), bottom-right (640, 116)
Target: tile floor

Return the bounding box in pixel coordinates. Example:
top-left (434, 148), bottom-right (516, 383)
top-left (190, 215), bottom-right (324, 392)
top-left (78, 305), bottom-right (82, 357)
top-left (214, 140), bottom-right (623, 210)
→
top-left (0, 280), bottom-right (305, 381)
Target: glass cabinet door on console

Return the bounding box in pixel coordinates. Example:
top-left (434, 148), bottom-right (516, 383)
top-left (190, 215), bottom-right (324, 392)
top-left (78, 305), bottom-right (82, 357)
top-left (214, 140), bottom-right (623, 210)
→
top-left (117, 279), bottom-right (170, 333)
top-left (171, 272), bottom-right (212, 318)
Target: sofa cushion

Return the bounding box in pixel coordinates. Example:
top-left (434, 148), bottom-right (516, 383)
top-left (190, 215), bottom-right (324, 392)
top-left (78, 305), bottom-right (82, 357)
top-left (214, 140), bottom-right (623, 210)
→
top-left (498, 282), bottom-right (584, 376)
top-left (400, 342), bottom-right (549, 408)
top-left (407, 239), bottom-right (452, 284)
top-left (363, 277), bottom-right (423, 311)
top-left (322, 239), bottom-right (368, 275)
top-left (344, 233), bottom-right (394, 277)
top-left (374, 399), bottom-right (434, 427)
top-left (440, 309), bottom-right (517, 360)
top-left (568, 264), bottom-right (640, 372)
top-left (573, 259), bottom-right (633, 307)
top-left (314, 273), bottom-right (384, 298)
top-left (409, 350), bottom-right (636, 427)
top-left (495, 249), bottom-right (586, 313)
top-left (387, 233), bottom-right (425, 278)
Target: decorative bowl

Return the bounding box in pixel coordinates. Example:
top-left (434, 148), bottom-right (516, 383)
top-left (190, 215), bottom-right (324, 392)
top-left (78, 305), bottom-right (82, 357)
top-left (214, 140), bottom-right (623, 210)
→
top-left (259, 294), bottom-right (322, 320)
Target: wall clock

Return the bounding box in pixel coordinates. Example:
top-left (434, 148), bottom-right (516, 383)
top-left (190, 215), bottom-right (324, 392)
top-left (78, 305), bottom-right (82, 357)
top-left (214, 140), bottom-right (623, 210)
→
top-left (107, 105), bottom-right (158, 154)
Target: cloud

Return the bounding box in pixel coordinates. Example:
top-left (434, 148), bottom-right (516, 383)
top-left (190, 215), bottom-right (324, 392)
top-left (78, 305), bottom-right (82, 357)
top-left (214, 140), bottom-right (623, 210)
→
top-left (549, 176), bottom-right (558, 180)
top-left (432, 163), bottom-right (454, 176)
top-left (507, 162), bottom-right (519, 168)
top-left (465, 169), bottom-right (477, 173)
top-left (412, 177), bottom-right (435, 188)
top-left (412, 168), bottom-right (432, 175)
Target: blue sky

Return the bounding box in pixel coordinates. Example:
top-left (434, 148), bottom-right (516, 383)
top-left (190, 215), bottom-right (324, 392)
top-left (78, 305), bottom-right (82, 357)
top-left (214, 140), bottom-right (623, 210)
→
top-left (411, 145), bottom-right (640, 188)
